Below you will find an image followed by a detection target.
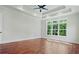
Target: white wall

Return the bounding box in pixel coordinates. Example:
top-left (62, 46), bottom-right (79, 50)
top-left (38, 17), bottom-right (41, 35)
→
top-left (42, 12), bottom-right (79, 44)
top-left (0, 6), bottom-right (41, 44)
top-left (76, 13), bottom-right (79, 43)
top-left (0, 13), bottom-right (2, 43)
top-left (41, 20), bottom-right (46, 38)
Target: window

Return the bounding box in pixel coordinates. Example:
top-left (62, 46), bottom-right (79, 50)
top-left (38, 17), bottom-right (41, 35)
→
top-left (52, 21), bottom-right (58, 35)
top-left (47, 21), bottom-right (58, 35)
top-left (47, 19), bottom-right (67, 36)
top-left (59, 20), bottom-right (67, 36)
top-left (59, 23), bottom-right (67, 36)
top-left (47, 22), bottom-right (52, 35)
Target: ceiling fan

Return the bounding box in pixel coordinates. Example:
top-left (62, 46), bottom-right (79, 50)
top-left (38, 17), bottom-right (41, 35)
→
top-left (34, 5), bottom-right (48, 12)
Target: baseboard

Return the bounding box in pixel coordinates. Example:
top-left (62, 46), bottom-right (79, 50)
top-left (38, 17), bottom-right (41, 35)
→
top-left (0, 36), bottom-right (41, 44)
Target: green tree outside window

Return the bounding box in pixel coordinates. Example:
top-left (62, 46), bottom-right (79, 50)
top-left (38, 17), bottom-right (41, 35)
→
top-left (59, 22), bottom-right (67, 36)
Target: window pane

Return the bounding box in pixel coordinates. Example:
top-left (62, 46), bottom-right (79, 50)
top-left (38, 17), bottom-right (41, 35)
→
top-left (47, 30), bottom-right (51, 35)
top-left (47, 30), bottom-right (51, 33)
top-left (47, 32), bottom-right (51, 35)
top-left (48, 22), bottom-right (52, 25)
top-left (52, 30), bottom-right (58, 35)
top-left (59, 23), bottom-right (66, 29)
top-left (53, 24), bottom-right (58, 29)
top-left (48, 25), bottom-right (52, 29)
top-left (59, 30), bottom-right (66, 36)
top-left (52, 33), bottom-right (54, 35)
top-left (53, 21), bottom-right (57, 23)
top-left (54, 32), bottom-right (58, 35)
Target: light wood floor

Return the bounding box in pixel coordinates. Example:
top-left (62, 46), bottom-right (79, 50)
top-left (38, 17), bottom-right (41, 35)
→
top-left (0, 38), bottom-right (79, 54)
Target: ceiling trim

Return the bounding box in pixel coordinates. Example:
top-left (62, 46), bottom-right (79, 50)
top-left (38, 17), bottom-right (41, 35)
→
top-left (2, 5), bottom-right (42, 18)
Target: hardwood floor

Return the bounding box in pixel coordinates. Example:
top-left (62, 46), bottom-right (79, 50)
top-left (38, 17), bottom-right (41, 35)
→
top-left (44, 40), bottom-right (73, 54)
top-left (0, 38), bottom-right (46, 54)
top-left (0, 38), bottom-right (79, 54)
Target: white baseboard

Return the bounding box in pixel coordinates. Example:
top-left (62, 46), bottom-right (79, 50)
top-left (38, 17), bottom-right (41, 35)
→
top-left (0, 36), bottom-right (41, 44)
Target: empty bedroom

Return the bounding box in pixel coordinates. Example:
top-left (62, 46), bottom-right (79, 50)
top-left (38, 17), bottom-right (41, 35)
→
top-left (0, 5), bottom-right (79, 54)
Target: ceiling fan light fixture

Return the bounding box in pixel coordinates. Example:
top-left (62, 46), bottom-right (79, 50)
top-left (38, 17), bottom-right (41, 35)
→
top-left (34, 5), bottom-right (48, 12)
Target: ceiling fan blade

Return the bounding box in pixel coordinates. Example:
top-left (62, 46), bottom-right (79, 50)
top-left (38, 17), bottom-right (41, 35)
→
top-left (42, 8), bottom-right (48, 10)
top-left (34, 8), bottom-right (40, 9)
top-left (38, 5), bottom-right (46, 8)
top-left (34, 5), bottom-right (47, 12)
top-left (42, 5), bottom-right (46, 7)
top-left (38, 5), bottom-right (41, 7)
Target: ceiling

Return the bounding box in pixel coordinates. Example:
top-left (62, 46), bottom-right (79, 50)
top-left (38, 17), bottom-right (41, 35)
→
top-left (10, 5), bottom-right (61, 17)
top-left (11, 5), bottom-right (58, 13)
top-left (9, 5), bottom-right (79, 18)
